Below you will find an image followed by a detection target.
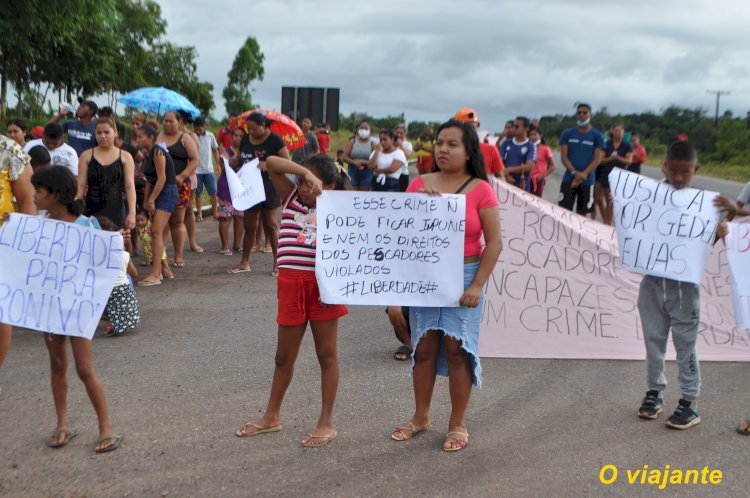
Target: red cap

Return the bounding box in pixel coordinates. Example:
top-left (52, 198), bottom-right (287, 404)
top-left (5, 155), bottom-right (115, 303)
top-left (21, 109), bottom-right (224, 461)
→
top-left (31, 126), bottom-right (44, 139)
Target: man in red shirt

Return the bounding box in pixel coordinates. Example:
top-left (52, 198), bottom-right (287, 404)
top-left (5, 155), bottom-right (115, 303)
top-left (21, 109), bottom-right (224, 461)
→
top-left (453, 107), bottom-right (505, 178)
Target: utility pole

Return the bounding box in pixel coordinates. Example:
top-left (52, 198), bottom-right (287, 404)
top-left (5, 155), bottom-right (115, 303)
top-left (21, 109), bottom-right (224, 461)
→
top-left (707, 89), bottom-right (730, 127)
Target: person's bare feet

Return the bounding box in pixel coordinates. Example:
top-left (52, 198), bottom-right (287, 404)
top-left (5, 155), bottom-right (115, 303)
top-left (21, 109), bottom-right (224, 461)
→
top-left (236, 417), bottom-right (281, 437)
top-left (301, 423), bottom-right (337, 447)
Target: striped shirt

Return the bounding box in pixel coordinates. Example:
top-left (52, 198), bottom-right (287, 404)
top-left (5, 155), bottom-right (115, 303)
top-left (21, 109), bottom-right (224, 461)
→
top-left (277, 187), bottom-right (317, 271)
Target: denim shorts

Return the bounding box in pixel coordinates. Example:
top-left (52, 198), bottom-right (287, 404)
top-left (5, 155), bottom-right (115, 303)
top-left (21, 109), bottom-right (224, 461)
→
top-left (155, 183), bottom-right (179, 213)
top-left (408, 261), bottom-right (484, 387)
top-left (196, 173), bottom-right (217, 195)
top-left (348, 165), bottom-right (373, 187)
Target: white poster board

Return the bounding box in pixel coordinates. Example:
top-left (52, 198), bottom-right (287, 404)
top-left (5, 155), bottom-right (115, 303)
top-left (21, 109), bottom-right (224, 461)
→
top-left (0, 214), bottom-right (123, 339)
top-left (315, 191), bottom-right (465, 306)
top-left (610, 168), bottom-right (721, 285)
top-left (225, 158), bottom-right (266, 211)
top-left (726, 220), bottom-right (750, 329)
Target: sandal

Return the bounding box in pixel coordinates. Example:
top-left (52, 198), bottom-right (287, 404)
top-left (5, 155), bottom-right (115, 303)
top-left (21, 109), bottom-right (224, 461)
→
top-left (737, 420), bottom-right (750, 436)
top-left (220, 249), bottom-right (233, 256)
top-left (394, 345), bottom-right (412, 361)
top-left (95, 434), bottom-right (122, 453)
top-left (172, 261), bottom-right (185, 268)
top-left (443, 431), bottom-right (469, 452)
top-left (302, 430), bottom-right (337, 448)
top-left (48, 428), bottom-right (77, 448)
top-left (391, 421), bottom-right (429, 441)
top-left (236, 422), bottom-right (282, 437)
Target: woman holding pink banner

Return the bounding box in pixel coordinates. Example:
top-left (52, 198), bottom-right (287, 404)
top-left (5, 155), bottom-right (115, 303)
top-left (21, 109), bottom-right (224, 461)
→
top-left (31, 166), bottom-right (122, 453)
top-left (391, 119), bottom-right (502, 452)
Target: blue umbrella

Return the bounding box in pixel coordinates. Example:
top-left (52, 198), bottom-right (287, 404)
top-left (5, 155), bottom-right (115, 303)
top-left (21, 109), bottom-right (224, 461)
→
top-left (118, 87), bottom-right (200, 118)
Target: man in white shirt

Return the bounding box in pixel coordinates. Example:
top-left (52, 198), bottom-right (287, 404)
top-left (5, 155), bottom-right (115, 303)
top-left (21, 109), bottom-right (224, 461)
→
top-left (23, 123), bottom-right (79, 176)
top-left (193, 117), bottom-right (220, 220)
top-left (394, 124), bottom-right (413, 192)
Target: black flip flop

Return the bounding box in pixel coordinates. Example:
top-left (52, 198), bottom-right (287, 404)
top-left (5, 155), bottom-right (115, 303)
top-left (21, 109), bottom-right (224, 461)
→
top-left (737, 420), bottom-right (750, 436)
top-left (394, 345), bottom-right (412, 361)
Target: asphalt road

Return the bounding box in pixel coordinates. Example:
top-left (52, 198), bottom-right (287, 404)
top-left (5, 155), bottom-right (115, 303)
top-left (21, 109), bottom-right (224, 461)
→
top-left (1, 166), bottom-right (749, 497)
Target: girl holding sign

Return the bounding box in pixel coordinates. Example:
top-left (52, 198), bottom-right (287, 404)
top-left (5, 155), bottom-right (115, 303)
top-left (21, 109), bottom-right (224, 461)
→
top-left (235, 154), bottom-right (348, 448)
top-left (30, 166), bottom-right (122, 453)
top-left (391, 119), bottom-right (502, 452)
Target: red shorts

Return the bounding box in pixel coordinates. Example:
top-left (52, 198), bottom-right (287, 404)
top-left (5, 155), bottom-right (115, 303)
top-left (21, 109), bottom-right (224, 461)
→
top-left (276, 268), bottom-right (348, 326)
top-left (416, 156), bottom-right (434, 174)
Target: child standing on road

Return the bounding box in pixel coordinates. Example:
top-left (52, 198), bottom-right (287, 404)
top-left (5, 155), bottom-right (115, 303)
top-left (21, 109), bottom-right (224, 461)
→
top-left (235, 154), bottom-right (349, 448)
top-left (136, 209), bottom-right (172, 278)
top-left (636, 141), bottom-right (732, 429)
top-left (30, 166), bottom-right (122, 452)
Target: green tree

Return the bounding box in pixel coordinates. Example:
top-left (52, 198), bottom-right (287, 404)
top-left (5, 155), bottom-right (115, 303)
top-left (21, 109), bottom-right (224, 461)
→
top-left (144, 42), bottom-right (215, 116)
top-left (222, 36), bottom-right (265, 116)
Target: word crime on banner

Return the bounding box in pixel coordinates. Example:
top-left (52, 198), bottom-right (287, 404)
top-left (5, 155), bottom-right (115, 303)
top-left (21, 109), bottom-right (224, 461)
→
top-left (0, 213), bottom-right (123, 340)
top-left (609, 168), bottom-right (721, 285)
top-left (725, 220), bottom-right (750, 329)
top-left (315, 191), bottom-right (466, 306)
top-left (224, 157), bottom-right (266, 211)
top-left (479, 178), bottom-right (750, 362)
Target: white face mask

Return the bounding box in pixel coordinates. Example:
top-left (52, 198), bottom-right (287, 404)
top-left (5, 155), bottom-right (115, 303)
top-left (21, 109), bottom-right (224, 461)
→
top-left (358, 129), bottom-right (370, 139)
top-left (576, 118), bottom-right (591, 127)
top-left (533, 139), bottom-right (541, 146)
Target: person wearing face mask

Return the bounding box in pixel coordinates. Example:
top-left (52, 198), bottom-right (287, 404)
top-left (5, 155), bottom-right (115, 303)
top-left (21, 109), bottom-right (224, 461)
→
top-left (557, 103), bottom-right (605, 215)
top-left (343, 120), bottom-right (375, 191)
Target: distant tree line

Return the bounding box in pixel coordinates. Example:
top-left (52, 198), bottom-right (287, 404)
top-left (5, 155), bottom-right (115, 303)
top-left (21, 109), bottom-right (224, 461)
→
top-left (0, 0), bottom-right (216, 119)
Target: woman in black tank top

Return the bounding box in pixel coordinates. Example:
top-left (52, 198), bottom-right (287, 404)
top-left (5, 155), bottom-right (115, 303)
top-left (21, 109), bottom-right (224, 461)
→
top-left (76, 117), bottom-right (137, 230)
top-left (157, 111), bottom-right (199, 267)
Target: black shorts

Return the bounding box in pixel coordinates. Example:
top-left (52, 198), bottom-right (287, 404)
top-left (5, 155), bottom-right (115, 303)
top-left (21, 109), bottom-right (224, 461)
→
top-left (597, 163), bottom-right (616, 189)
top-left (627, 162), bottom-right (642, 174)
top-left (244, 171), bottom-right (281, 213)
top-left (398, 173), bottom-right (410, 192)
top-left (558, 181), bottom-right (595, 214)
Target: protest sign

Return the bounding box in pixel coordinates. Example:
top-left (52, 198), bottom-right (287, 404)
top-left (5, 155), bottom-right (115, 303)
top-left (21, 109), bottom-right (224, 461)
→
top-left (725, 220), bottom-right (750, 329)
top-left (0, 214), bottom-right (123, 340)
top-left (315, 191), bottom-right (465, 306)
top-left (225, 158), bottom-right (265, 211)
top-left (479, 179), bottom-right (750, 362)
top-left (609, 168), bottom-right (721, 285)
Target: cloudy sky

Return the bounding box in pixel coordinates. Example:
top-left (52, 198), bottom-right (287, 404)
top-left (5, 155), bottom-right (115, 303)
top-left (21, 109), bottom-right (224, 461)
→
top-left (158, 0), bottom-right (749, 131)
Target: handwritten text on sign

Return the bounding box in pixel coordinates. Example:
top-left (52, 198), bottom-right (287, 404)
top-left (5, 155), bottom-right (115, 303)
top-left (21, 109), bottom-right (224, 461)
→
top-left (610, 168), bottom-right (720, 285)
top-left (480, 179), bottom-right (750, 362)
top-left (726, 221), bottom-right (750, 329)
top-left (225, 158), bottom-right (266, 211)
top-left (0, 214), bottom-right (122, 339)
top-left (315, 191), bottom-right (465, 306)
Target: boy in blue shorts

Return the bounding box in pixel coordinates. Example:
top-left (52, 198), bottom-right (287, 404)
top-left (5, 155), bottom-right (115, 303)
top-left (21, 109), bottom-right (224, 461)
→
top-left (636, 141), bottom-right (732, 429)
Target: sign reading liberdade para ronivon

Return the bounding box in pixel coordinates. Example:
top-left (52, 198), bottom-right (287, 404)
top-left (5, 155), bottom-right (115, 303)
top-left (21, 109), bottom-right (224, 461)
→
top-left (0, 213), bottom-right (123, 340)
top-left (315, 191), bottom-right (466, 306)
top-left (610, 168), bottom-right (721, 285)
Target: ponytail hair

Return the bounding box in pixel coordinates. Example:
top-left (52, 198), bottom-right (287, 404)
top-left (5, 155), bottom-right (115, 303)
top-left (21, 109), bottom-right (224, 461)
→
top-left (31, 166), bottom-right (84, 216)
top-left (302, 153), bottom-right (352, 191)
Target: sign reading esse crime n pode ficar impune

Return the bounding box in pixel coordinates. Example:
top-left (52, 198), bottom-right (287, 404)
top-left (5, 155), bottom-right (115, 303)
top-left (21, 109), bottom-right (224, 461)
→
top-left (315, 191), bottom-right (466, 306)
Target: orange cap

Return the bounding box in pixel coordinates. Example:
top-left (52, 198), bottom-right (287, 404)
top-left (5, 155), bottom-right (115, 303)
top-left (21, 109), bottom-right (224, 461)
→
top-left (454, 107), bottom-right (479, 126)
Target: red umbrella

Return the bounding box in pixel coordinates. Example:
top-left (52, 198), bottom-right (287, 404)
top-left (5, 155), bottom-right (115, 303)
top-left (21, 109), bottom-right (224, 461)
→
top-left (231, 109), bottom-right (307, 151)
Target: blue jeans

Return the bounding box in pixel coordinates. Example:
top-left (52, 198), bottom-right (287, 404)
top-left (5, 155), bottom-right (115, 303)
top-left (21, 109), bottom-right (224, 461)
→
top-left (196, 173), bottom-right (217, 195)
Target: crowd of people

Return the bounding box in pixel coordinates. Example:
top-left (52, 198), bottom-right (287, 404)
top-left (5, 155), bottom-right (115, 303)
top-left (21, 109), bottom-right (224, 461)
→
top-left (1, 99), bottom-right (750, 455)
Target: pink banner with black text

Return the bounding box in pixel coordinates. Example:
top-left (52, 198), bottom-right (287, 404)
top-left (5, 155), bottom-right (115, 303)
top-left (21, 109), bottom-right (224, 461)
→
top-left (479, 179), bottom-right (750, 361)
